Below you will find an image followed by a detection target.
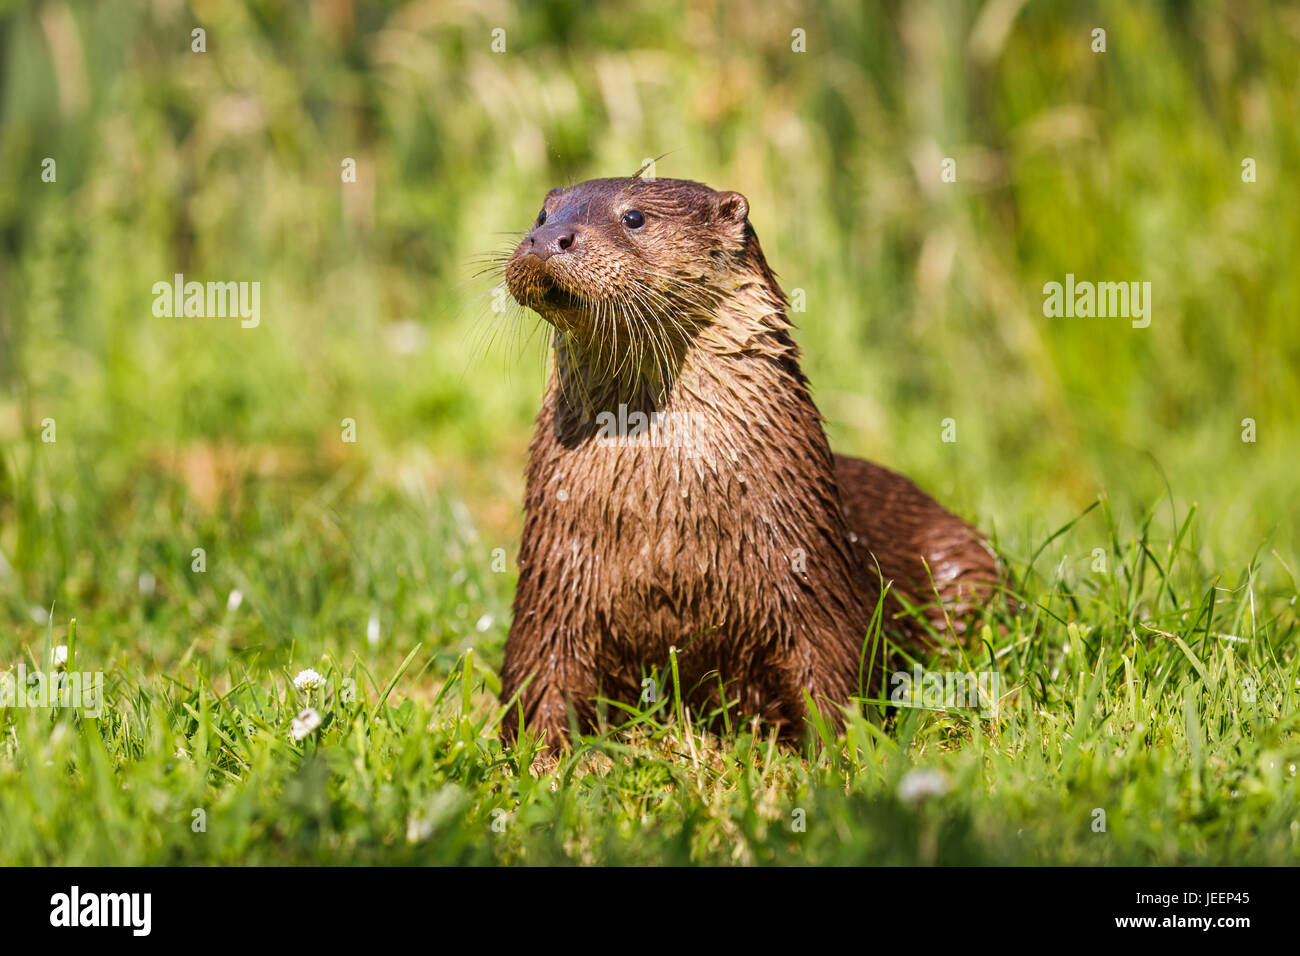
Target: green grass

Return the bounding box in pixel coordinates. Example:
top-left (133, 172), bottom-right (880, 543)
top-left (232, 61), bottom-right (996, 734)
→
top-left (1, 0), bottom-right (1298, 864)
top-left (1, 479), bottom-right (1296, 865)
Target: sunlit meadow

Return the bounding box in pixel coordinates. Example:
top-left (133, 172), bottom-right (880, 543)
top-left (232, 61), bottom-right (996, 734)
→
top-left (0, 0), bottom-right (1297, 864)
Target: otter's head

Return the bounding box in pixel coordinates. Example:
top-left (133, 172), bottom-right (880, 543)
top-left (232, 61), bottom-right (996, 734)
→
top-left (505, 177), bottom-right (759, 339)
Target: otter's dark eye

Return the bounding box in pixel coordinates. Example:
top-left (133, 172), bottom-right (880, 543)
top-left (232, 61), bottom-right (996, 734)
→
top-left (537, 209), bottom-right (547, 226)
top-left (621, 209), bottom-right (645, 229)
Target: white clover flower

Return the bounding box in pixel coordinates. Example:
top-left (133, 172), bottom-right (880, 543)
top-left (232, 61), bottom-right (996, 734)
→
top-left (897, 768), bottom-right (950, 805)
top-left (51, 645), bottom-right (68, 671)
top-left (293, 668), bottom-right (324, 692)
top-left (290, 707), bottom-right (321, 741)
top-left (406, 815), bottom-right (434, 844)
top-left (226, 589), bottom-right (243, 612)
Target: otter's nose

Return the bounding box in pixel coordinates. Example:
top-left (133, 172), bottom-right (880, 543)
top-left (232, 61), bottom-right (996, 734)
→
top-left (527, 224), bottom-right (578, 261)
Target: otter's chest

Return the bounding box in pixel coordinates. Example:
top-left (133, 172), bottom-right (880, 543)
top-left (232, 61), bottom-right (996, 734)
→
top-left (522, 426), bottom-right (811, 641)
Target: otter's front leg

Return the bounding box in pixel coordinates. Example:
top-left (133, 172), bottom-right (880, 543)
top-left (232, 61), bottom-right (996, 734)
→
top-left (758, 638), bottom-right (860, 741)
top-left (499, 624), bottom-right (600, 751)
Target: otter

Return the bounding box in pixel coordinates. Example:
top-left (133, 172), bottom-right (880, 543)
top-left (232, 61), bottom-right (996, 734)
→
top-left (497, 177), bottom-right (1001, 749)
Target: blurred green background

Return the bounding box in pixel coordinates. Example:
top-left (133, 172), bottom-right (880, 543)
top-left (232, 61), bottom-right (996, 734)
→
top-left (1, 0), bottom-right (1297, 670)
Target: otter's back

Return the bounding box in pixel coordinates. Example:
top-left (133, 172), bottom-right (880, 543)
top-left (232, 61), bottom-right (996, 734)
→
top-left (834, 454), bottom-right (1000, 644)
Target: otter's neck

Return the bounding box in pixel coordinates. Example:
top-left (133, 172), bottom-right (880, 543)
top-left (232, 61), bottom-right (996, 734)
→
top-left (526, 280), bottom-right (860, 626)
top-left (549, 275), bottom-right (805, 438)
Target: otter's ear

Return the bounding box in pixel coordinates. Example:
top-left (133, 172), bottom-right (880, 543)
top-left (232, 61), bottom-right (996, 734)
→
top-left (714, 191), bottom-right (749, 223)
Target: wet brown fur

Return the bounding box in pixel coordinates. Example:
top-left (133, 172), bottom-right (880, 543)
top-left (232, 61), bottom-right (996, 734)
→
top-left (498, 177), bottom-right (1001, 749)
